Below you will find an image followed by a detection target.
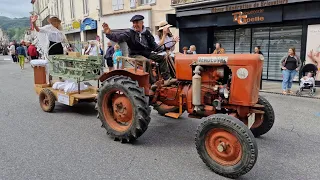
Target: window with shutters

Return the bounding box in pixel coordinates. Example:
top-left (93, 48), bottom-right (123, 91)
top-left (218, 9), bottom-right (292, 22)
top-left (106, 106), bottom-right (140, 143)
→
top-left (70, 0), bottom-right (75, 19)
top-left (140, 0), bottom-right (156, 5)
top-left (83, 0), bottom-right (89, 15)
top-left (130, 0), bottom-right (136, 8)
top-left (59, 0), bottom-right (64, 22)
top-left (112, 0), bottom-right (124, 11)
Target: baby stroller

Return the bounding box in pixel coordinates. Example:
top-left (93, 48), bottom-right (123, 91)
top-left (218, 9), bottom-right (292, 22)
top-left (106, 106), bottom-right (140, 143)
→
top-left (296, 64), bottom-right (317, 96)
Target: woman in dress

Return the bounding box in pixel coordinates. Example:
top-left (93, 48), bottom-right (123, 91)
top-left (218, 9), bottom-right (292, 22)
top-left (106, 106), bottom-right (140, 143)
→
top-left (31, 16), bottom-right (66, 56)
top-left (31, 15), bottom-right (66, 82)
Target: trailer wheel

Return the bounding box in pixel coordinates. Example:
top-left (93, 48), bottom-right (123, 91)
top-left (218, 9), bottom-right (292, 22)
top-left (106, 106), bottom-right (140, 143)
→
top-left (195, 114), bottom-right (258, 179)
top-left (39, 89), bottom-right (56, 112)
top-left (251, 96), bottom-right (275, 137)
top-left (97, 75), bottom-right (151, 143)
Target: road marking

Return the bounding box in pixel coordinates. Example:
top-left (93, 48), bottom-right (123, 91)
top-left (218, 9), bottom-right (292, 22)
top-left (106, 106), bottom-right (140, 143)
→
top-left (4, 58), bottom-right (11, 61)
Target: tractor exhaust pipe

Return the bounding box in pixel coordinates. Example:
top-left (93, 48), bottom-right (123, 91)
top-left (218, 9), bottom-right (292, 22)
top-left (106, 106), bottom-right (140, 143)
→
top-left (192, 65), bottom-right (203, 112)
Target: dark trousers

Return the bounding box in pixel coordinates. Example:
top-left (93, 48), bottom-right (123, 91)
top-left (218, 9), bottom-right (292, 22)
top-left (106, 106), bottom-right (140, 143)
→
top-left (11, 55), bottom-right (17, 63)
top-left (147, 53), bottom-right (171, 80)
top-left (31, 56), bottom-right (38, 60)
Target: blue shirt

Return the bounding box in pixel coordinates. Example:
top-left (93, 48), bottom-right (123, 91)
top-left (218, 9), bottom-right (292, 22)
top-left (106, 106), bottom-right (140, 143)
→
top-left (16, 46), bottom-right (26, 57)
top-left (113, 50), bottom-right (123, 65)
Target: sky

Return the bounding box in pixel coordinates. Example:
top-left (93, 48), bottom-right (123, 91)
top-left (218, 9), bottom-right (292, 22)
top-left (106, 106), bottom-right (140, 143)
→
top-left (0, 0), bottom-right (33, 18)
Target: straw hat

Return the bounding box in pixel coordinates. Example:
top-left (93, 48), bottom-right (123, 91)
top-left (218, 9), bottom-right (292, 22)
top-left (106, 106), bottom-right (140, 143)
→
top-left (48, 16), bottom-right (62, 24)
top-left (158, 20), bottom-right (172, 31)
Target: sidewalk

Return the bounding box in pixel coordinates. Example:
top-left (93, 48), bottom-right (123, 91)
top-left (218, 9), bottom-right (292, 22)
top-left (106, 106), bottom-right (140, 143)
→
top-left (260, 80), bottom-right (320, 98)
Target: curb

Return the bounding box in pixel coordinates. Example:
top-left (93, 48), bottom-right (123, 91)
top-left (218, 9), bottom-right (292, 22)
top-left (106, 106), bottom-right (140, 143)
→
top-left (259, 90), bottom-right (320, 99)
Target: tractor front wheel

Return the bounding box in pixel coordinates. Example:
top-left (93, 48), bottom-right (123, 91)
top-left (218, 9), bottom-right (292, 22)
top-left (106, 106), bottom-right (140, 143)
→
top-left (39, 88), bottom-right (56, 112)
top-left (251, 96), bottom-right (275, 137)
top-left (97, 76), bottom-right (151, 143)
top-left (195, 114), bottom-right (258, 179)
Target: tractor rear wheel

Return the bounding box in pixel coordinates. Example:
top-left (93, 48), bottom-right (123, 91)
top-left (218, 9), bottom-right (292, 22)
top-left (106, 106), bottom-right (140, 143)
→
top-left (251, 96), bottom-right (275, 137)
top-left (97, 75), bottom-right (151, 143)
top-left (39, 88), bottom-right (56, 112)
top-left (195, 114), bottom-right (258, 179)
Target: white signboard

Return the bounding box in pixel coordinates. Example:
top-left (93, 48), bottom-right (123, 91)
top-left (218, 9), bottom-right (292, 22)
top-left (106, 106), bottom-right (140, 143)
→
top-left (57, 93), bottom-right (70, 105)
top-left (197, 56), bottom-right (228, 64)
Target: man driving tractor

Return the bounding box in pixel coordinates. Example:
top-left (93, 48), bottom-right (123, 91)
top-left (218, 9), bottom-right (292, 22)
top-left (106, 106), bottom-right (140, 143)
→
top-left (102, 15), bottom-right (177, 86)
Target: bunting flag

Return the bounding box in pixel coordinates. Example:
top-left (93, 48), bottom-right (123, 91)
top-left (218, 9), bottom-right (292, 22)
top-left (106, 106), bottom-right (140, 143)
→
top-left (31, 0), bottom-right (36, 4)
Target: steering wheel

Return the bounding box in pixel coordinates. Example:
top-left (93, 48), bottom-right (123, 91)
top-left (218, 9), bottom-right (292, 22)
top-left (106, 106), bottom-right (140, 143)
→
top-left (154, 40), bottom-right (177, 54)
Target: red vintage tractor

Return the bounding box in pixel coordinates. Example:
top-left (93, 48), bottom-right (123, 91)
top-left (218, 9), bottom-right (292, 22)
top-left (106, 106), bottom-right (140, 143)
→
top-left (96, 42), bottom-right (274, 179)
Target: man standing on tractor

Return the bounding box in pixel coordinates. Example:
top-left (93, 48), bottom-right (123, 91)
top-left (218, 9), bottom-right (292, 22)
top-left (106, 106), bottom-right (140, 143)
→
top-left (102, 15), bottom-right (177, 86)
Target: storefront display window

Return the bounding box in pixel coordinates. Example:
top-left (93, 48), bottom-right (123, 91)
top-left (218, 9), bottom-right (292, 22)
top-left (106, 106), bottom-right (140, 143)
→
top-left (213, 30), bottom-right (234, 54)
top-left (235, 28), bottom-right (251, 54)
top-left (269, 26), bottom-right (302, 80)
top-left (252, 27), bottom-right (270, 79)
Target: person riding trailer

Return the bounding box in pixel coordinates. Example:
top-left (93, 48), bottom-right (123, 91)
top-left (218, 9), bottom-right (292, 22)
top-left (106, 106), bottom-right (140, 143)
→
top-left (102, 15), bottom-right (177, 86)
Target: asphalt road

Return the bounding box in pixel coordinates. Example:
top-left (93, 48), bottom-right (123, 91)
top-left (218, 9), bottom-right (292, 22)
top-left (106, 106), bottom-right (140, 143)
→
top-left (1, 56), bottom-right (320, 180)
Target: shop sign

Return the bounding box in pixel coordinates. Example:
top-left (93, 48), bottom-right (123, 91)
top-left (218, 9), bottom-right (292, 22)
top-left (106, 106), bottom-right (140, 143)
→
top-left (212, 0), bottom-right (289, 13)
top-left (232, 9), bottom-right (265, 25)
top-left (81, 18), bottom-right (97, 31)
top-left (63, 21), bottom-right (81, 32)
top-left (172, 0), bottom-right (293, 8)
top-left (217, 6), bottom-right (282, 26)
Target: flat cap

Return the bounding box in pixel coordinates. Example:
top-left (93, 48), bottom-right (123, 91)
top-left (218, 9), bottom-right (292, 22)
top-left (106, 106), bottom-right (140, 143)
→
top-left (130, 15), bottom-right (144, 22)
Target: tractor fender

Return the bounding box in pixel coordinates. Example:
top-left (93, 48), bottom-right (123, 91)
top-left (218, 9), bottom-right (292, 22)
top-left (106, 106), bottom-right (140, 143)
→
top-left (99, 69), bottom-right (150, 95)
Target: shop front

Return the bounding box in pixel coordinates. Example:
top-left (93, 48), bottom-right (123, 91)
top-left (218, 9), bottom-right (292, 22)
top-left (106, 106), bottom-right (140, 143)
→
top-left (81, 18), bottom-right (98, 41)
top-left (63, 21), bottom-right (81, 52)
top-left (170, 0), bottom-right (320, 84)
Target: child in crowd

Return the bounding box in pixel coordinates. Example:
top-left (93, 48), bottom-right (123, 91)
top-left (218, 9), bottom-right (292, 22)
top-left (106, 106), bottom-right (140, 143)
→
top-left (113, 44), bottom-right (123, 70)
top-left (188, 45), bottom-right (197, 54)
top-left (182, 46), bottom-right (188, 54)
top-left (300, 72), bottom-right (315, 88)
top-left (16, 43), bottom-right (27, 69)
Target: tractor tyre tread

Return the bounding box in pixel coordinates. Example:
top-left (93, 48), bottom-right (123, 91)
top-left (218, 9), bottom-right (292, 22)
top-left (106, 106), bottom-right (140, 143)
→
top-left (97, 75), bottom-right (150, 143)
top-left (251, 95), bottom-right (275, 137)
top-left (195, 114), bottom-right (258, 179)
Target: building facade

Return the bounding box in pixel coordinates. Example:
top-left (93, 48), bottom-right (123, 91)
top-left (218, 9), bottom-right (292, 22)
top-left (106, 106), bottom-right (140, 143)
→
top-left (170, 0), bottom-right (320, 84)
top-left (100, 0), bottom-right (179, 55)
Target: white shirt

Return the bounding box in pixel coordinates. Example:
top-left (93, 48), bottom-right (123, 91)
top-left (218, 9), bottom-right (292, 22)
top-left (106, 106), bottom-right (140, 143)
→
top-left (154, 35), bottom-right (175, 51)
top-left (85, 45), bottom-right (99, 56)
top-left (39, 25), bottom-right (65, 43)
top-left (154, 35), bottom-right (176, 56)
top-left (8, 45), bottom-right (15, 55)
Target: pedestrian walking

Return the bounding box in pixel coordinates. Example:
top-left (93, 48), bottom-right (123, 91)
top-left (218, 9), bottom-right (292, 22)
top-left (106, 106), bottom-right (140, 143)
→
top-left (280, 47), bottom-right (302, 94)
top-left (7, 42), bottom-right (17, 63)
top-left (16, 43), bottom-right (27, 69)
top-left (27, 43), bottom-right (38, 60)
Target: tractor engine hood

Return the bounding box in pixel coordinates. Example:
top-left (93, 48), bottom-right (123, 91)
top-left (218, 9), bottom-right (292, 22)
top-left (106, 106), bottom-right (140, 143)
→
top-left (174, 54), bottom-right (264, 81)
